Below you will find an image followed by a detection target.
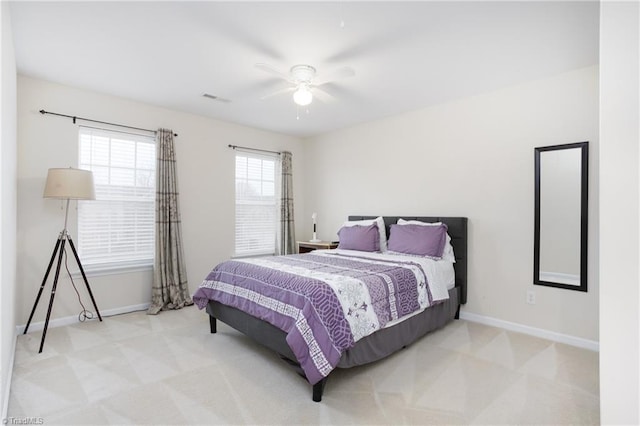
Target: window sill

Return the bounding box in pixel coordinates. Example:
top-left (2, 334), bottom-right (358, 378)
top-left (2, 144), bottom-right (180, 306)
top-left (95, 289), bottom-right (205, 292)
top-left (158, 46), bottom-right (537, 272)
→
top-left (71, 262), bottom-right (153, 278)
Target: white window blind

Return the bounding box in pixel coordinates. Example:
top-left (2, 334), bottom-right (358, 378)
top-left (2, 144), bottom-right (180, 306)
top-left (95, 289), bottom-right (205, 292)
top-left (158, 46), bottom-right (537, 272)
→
top-left (78, 127), bottom-right (156, 268)
top-left (235, 152), bottom-right (277, 256)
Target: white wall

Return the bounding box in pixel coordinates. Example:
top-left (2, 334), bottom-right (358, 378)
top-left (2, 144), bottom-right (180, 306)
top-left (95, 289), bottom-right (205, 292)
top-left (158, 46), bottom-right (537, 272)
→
top-left (599, 1), bottom-right (640, 423)
top-left (16, 75), bottom-right (305, 324)
top-left (303, 66), bottom-right (599, 342)
top-left (0, 0), bottom-right (18, 418)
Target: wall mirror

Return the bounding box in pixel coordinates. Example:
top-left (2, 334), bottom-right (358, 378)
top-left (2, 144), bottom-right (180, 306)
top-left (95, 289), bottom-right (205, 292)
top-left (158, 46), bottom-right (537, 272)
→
top-left (534, 141), bottom-right (588, 292)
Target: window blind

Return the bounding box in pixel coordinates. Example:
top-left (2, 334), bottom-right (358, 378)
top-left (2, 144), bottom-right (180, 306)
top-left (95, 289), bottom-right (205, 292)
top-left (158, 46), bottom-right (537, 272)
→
top-left (235, 152), bottom-right (277, 256)
top-left (77, 127), bottom-right (156, 267)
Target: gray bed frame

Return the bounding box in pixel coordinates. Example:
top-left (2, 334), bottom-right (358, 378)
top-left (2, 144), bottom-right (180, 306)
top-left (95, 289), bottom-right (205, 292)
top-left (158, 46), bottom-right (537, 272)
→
top-left (205, 216), bottom-right (468, 402)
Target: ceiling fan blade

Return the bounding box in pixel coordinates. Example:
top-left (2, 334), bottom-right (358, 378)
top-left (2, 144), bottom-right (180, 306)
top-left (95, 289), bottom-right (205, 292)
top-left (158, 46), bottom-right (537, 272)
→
top-left (255, 63), bottom-right (291, 82)
top-left (314, 66), bottom-right (355, 86)
top-left (311, 87), bottom-right (336, 104)
top-left (260, 86), bottom-right (295, 101)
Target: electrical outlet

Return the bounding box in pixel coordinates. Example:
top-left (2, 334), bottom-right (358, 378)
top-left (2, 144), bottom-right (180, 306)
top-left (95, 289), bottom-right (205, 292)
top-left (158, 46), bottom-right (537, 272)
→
top-left (526, 290), bottom-right (536, 305)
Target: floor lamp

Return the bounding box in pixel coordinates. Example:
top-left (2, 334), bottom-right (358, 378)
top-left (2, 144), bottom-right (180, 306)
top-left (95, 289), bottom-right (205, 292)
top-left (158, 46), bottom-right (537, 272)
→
top-left (24, 167), bottom-right (103, 353)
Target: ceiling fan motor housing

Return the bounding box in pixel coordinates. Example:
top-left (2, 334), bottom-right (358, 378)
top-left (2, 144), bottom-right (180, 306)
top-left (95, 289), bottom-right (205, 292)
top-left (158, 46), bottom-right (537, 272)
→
top-left (290, 64), bottom-right (316, 83)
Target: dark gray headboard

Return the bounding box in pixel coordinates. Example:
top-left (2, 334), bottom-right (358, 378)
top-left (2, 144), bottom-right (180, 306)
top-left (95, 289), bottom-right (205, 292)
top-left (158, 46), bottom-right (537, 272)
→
top-left (348, 216), bottom-right (468, 305)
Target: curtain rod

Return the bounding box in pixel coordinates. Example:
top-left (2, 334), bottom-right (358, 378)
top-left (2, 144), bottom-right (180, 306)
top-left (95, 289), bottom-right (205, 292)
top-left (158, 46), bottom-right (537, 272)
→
top-left (228, 144), bottom-right (281, 156)
top-left (39, 110), bottom-right (178, 137)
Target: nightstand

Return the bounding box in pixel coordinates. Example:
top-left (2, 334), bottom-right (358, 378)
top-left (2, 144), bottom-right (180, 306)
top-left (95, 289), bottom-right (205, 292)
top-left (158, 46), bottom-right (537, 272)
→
top-left (297, 241), bottom-right (338, 254)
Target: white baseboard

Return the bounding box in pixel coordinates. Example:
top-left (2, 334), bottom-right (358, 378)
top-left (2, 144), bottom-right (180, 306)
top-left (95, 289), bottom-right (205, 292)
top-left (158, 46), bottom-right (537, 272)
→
top-left (15, 303), bottom-right (150, 334)
top-left (459, 311), bottom-right (599, 352)
top-left (1, 329), bottom-right (18, 422)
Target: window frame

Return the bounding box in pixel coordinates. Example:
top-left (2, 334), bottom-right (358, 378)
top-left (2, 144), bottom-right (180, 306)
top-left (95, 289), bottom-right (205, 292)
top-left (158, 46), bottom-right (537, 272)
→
top-left (234, 151), bottom-right (278, 257)
top-left (77, 126), bottom-right (156, 273)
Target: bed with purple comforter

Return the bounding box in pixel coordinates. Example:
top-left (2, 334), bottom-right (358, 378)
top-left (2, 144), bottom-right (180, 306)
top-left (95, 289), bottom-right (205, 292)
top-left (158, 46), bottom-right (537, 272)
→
top-left (193, 216), bottom-right (467, 401)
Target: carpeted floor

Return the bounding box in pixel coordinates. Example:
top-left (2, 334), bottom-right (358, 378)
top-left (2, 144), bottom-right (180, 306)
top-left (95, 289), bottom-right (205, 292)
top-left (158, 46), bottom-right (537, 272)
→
top-left (7, 305), bottom-right (599, 425)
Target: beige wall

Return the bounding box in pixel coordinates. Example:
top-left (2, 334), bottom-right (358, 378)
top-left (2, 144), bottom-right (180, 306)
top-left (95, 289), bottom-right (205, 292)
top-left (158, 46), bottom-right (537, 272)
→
top-left (599, 1), bottom-right (640, 423)
top-left (303, 66), bottom-right (599, 342)
top-left (16, 75), bottom-right (305, 324)
top-left (0, 1), bottom-right (18, 417)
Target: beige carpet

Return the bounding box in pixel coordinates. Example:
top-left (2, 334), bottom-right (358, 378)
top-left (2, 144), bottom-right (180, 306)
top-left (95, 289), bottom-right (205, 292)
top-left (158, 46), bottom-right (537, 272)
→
top-left (8, 305), bottom-right (599, 425)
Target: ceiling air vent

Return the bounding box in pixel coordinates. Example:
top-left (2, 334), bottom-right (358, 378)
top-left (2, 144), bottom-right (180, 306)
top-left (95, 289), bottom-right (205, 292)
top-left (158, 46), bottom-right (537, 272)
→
top-left (202, 93), bottom-right (231, 103)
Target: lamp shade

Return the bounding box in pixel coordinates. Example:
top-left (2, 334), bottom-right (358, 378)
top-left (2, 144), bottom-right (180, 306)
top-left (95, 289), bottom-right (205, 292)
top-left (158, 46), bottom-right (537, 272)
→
top-left (43, 168), bottom-right (96, 200)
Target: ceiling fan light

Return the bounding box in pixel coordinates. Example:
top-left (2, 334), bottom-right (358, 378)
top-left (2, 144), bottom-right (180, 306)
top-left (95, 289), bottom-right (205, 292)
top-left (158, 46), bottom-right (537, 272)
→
top-left (293, 86), bottom-right (313, 106)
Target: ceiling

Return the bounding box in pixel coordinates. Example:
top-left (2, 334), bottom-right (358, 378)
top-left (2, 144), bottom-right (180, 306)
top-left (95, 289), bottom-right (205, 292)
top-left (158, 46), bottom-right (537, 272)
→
top-left (10, 1), bottom-right (599, 138)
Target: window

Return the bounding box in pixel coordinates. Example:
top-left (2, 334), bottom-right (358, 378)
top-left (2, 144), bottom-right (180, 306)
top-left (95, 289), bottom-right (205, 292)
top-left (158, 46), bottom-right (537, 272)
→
top-left (235, 152), bottom-right (277, 256)
top-left (78, 127), bottom-right (156, 269)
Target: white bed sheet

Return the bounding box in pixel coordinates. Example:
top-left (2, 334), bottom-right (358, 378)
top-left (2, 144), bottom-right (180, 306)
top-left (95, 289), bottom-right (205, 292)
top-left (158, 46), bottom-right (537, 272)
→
top-left (327, 248), bottom-right (455, 295)
top-left (322, 249), bottom-right (456, 329)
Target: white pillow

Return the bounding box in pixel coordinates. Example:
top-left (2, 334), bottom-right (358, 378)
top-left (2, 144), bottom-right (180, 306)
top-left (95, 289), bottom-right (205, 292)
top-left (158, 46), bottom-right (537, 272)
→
top-left (341, 216), bottom-right (387, 252)
top-left (397, 219), bottom-right (456, 262)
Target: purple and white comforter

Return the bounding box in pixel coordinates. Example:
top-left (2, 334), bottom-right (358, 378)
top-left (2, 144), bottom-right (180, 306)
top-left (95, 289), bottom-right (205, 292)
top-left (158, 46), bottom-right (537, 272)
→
top-left (193, 250), bottom-right (450, 385)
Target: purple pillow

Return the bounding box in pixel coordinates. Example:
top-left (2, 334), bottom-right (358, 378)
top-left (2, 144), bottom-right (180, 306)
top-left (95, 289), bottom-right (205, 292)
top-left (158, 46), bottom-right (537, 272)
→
top-left (337, 223), bottom-right (380, 252)
top-left (388, 223), bottom-right (448, 258)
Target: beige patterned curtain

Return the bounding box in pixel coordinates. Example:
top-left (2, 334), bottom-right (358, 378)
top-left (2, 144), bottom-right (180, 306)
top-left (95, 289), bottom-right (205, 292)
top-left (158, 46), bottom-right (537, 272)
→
top-left (148, 129), bottom-right (192, 315)
top-left (276, 151), bottom-right (296, 255)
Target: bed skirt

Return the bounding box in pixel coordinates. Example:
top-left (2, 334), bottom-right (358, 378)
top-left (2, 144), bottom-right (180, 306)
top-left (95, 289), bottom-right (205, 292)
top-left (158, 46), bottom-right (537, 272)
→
top-left (205, 286), bottom-right (459, 386)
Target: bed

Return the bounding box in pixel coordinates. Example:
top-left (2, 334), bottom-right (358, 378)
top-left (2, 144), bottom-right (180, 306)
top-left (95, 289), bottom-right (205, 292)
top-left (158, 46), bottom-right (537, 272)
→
top-left (193, 215), bottom-right (468, 402)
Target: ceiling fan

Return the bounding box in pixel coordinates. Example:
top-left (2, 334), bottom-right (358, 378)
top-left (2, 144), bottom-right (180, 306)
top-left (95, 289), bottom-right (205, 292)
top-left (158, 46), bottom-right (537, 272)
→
top-left (255, 63), bottom-right (355, 106)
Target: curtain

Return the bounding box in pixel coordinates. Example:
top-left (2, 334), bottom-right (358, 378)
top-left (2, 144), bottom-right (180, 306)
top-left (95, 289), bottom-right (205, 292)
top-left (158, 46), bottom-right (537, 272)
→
top-left (276, 151), bottom-right (296, 255)
top-left (148, 129), bottom-right (192, 315)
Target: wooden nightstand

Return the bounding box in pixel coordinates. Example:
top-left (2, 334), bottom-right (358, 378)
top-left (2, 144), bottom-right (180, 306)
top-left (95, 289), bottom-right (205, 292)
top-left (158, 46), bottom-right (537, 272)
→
top-left (297, 241), bottom-right (338, 254)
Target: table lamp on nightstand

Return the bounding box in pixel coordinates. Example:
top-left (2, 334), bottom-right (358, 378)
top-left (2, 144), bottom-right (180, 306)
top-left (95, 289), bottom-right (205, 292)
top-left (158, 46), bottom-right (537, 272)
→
top-left (310, 212), bottom-right (321, 242)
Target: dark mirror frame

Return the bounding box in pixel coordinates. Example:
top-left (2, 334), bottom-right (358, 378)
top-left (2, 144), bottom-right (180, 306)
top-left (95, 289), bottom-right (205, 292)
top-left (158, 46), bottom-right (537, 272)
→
top-left (534, 141), bottom-right (589, 292)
